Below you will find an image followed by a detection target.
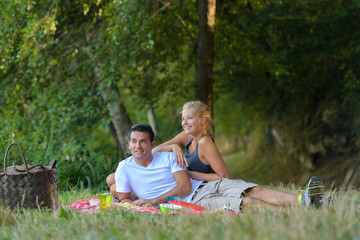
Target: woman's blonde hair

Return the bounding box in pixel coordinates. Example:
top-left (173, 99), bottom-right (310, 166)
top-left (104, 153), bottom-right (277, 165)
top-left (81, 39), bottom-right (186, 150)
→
top-left (182, 101), bottom-right (213, 135)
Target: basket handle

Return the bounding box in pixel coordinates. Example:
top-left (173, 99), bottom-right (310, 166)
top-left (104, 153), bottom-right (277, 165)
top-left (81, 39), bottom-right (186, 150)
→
top-left (49, 159), bottom-right (57, 170)
top-left (3, 143), bottom-right (30, 174)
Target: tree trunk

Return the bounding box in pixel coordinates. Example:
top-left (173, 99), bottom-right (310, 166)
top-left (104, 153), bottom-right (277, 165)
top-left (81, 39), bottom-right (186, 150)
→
top-left (99, 81), bottom-right (132, 158)
top-left (146, 103), bottom-right (158, 137)
top-left (195, 0), bottom-right (215, 117)
top-left (84, 41), bottom-right (132, 158)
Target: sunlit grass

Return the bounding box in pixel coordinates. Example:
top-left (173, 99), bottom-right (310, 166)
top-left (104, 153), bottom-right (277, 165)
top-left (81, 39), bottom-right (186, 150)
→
top-left (0, 188), bottom-right (359, 240)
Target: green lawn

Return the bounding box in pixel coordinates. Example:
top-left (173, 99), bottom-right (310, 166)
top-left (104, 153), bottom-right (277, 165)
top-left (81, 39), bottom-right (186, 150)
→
top-left (0, 188), bottom-right (359, 240)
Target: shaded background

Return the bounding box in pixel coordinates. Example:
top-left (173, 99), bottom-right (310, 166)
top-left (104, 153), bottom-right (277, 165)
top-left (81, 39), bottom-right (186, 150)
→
top-left (1, 0), bottom-right (359, 191)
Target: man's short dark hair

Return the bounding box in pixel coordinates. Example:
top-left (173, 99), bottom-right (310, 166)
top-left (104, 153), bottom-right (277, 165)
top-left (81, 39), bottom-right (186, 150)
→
top-left (129, 124), bottom-right (155, 142)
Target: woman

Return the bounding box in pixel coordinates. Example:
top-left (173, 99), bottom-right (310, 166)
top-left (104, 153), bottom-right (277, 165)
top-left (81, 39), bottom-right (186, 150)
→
top-left (152, 101), bottom-right (230, 181)
top-left (152, 101), bottom-right (322, 209)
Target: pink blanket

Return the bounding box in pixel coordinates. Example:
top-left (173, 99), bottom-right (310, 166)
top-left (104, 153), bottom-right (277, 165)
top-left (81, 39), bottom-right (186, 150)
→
top-left (61, 196), bottom-right (238, 215)
top-left (61, 196), bottom-right (100, 213)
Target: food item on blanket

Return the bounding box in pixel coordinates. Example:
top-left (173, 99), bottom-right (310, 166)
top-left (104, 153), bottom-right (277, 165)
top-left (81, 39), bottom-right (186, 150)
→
top-left (116, 202), bottom-right (133, 209)
top-left (159, 203), bottom-right (183, 214)
top-left (169, 200), bottom-right (206, 211)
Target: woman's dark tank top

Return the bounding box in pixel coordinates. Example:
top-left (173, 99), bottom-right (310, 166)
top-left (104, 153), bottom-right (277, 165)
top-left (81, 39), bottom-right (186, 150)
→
top-left (184, 134), bottom-right (214, 173)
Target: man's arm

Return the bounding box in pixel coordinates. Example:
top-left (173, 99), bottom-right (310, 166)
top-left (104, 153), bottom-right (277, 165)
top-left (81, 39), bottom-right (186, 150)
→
top-left (132, 170), bottom-right (192, 207)
top-left (117, 192), bottom-right (133, 204)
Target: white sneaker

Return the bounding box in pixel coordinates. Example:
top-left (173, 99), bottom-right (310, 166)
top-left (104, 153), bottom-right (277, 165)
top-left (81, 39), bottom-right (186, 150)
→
top-left (298, 176), bottom-right (325, 207)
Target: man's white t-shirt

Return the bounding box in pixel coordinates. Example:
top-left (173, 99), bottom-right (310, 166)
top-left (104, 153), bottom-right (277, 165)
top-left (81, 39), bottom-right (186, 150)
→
top-left (115, 152), bottom-right (202, 202)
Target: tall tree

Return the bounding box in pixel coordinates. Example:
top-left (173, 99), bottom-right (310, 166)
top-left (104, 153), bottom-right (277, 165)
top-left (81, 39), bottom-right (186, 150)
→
top-left (99, 82), bottom-right (132, 157)
top-left (195, 0), bottom-right (216, 116)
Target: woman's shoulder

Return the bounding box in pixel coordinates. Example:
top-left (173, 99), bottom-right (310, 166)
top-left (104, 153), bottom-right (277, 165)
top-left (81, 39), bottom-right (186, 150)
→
top-left (198, 135), bottom-right (215, 147)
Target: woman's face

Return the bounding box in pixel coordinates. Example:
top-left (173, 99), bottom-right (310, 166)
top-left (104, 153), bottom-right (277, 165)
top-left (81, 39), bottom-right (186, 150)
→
top-left (182, 108), bottom-right (203, 135)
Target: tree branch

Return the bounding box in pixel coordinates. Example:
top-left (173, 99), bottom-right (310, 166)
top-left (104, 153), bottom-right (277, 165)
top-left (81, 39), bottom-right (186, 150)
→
top-left (154, 0), bottom-right (195, 44)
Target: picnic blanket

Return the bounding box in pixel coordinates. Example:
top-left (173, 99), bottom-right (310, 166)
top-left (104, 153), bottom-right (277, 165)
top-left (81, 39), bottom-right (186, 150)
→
top-left (61, 196), bottom-right (238, 215)
top-left (61, 196), bottom-right (101, 213)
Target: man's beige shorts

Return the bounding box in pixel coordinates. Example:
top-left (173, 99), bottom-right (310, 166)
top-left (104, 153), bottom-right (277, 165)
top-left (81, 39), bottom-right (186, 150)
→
top-left (190, 178), bottom-right (257, 213)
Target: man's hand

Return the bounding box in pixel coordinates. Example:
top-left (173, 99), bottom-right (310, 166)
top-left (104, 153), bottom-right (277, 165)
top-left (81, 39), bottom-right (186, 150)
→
top-left (132, 199), bottom-right (156, 207)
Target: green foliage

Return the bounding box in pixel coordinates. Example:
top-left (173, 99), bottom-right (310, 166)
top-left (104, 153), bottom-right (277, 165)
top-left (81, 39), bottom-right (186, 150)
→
top-left (57, 143), bottom-right (111, 190)
top-left (1, 0), bottom-right (360, 189)
top-left (0, 0), bottom-right (198, 190)
top-left (214, 0), bottom-right (360, 155)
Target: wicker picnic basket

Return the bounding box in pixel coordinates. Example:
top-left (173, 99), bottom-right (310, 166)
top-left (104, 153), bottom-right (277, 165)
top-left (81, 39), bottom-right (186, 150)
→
top-left (0, 143), bottom-right (58, 209)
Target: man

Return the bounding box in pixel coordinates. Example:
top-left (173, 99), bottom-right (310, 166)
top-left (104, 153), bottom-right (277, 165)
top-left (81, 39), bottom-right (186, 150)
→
top-left (115, 124), bottom-right (325, 211)
top-left (115, 124), bottom-right (202, 206)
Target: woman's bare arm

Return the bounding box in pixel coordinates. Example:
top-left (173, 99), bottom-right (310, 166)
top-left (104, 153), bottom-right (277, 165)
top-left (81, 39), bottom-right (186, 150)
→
top-left (152, 131), bottom-right (190, 168)
top-left (191, 136), bottom-right (231, 181)
top-left (187, 170), bottom-right (227, 182)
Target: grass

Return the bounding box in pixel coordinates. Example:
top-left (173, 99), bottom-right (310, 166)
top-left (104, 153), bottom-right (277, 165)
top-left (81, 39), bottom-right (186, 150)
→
top-left (0, 187), bottom-right (359, 240)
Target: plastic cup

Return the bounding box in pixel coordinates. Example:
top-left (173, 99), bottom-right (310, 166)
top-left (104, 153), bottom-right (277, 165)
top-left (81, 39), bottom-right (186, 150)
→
top-left (99, 194), bottom-right (112, 210)
top-left (159, 203), bottom-right (182, 214)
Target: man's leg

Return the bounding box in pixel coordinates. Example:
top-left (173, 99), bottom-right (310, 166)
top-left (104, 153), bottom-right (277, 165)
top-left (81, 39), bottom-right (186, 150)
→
top-left (244, 186), bottom-right (298, 207)
top-left (106, 173), bottom-right (117, 196)
top-left (110, 184), bottom-right (118, 198)
top-left (241, 196), bottom-right (278, 210)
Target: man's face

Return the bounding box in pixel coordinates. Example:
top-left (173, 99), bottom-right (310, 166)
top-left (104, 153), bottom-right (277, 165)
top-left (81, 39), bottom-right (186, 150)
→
top-left (128, 131), bottom-right (155, 162)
